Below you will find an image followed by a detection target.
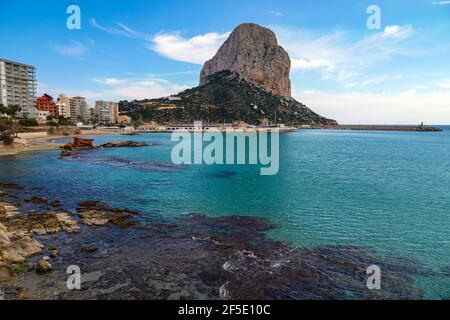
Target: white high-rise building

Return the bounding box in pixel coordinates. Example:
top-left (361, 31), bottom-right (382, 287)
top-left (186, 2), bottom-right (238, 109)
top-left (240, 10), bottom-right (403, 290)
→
top-left (95, 101), bottom-right (118, 124)
top-left (0, 58), bottom-right (38, 118)
top-left (56, 93), bottom-right (71, 119)
top-left (71, 96), bottom-right (90, 122)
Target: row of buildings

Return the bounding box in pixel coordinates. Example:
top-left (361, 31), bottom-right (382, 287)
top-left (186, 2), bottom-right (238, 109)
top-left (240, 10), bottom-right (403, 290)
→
top-left (0, 58), bottom-right (130, 124)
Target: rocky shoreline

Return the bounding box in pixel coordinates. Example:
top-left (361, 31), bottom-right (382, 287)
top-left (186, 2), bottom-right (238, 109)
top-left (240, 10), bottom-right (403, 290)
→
top-left (1, 182), bottom-right (445, 300)
top-left (0, 130), bottom-right (127, 157)
top-left (59, 137), bottom-right (154, 158)
top-left (0, 184), bottom-right (138, 284)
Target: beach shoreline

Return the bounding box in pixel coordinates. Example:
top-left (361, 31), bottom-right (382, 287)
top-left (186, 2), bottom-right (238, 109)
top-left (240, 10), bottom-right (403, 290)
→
top-left (0, 130), bottom-right (123, 157)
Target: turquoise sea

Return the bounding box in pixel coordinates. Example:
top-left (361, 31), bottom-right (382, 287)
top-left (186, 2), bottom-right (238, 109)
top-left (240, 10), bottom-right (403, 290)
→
top-left (0, 128), bottom-right (449, 298)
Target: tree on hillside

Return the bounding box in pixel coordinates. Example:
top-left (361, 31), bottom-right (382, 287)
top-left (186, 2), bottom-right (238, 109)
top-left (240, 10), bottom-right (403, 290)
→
top-left (0, 104), bottom-right (21, 145)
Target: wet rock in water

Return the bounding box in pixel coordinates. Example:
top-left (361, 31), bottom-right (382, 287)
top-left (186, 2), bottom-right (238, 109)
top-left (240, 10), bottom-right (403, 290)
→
top-left (59, 137), bottom-right (98, 158)
top-left (0, 183), bottom-right (25, 190)
top-left (81, 246), bottom-right (98, 253)
top-left (5, 211), bottom-right (80, 235)
top-left (73, 137), bottom-right (94, 148)
top-left (102, 141), bottom-right (150, 148)
top-left (78, 210), bottom-right (110, 226)
top-left (50, 200), bottom-right (61, 208)
top-left (36, 257), bottom-right (52, 273)
top-left (59, 150), bottom-right (73, 158)
top-left (0, 208), bottom-right (79, 280)
top-left (0, 222), bottom-right (44, 279)
top-left (77, 202), bottom-right (137, 227)
top-left (14, 287), bottom-right (29, 300)
top-left (0, 202), bottom-right (20, 218)
top-left (49, 249), bottom-right (58, 258)
top-left (79, 201), bottom-right (100, 208)
top-left (25, 196), bottom-right (49, 205)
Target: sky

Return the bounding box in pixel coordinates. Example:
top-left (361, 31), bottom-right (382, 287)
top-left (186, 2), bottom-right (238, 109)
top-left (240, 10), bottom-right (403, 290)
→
top-left (0, 0), bottom-right (449, 124)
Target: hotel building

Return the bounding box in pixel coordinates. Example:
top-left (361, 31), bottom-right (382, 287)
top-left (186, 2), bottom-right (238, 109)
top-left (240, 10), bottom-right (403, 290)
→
top-left (0, 58), bottom-right (38, 118)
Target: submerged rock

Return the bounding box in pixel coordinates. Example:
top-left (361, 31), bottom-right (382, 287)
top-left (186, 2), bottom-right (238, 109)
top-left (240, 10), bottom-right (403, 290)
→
top-left (25, 196), bottom-right (49, 205)
top-left (81, 246), bottom-right (98, 253)
top-left (77, 202), bottom-right (137, 227)
top-left (0, 183), bottom-right (24, 190)
top-left (36, 257), bottom-right (52, 273)
top-left (102, 141), bottom-right (150, 148)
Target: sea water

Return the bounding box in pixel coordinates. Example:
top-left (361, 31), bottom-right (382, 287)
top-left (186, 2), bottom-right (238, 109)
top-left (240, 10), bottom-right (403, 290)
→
top-left (0, 128), bottom-right (449, 298)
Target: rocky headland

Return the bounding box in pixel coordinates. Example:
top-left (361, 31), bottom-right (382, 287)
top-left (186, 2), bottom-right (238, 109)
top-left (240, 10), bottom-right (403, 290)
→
top-left (121, 23), bottom-right (337, 126)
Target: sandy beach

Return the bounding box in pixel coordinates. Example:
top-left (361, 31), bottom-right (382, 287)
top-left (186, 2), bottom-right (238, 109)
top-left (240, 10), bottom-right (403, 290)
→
top-left (0, 130), bottom-right (123, 157)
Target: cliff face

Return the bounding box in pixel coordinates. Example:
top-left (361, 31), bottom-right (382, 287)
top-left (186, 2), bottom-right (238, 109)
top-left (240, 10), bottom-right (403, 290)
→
top-left (200, 23), bottom-right (292, 98)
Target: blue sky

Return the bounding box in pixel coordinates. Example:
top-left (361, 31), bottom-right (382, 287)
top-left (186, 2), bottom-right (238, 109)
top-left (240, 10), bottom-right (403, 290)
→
top-left (1, 0), bottom-right (449, 124)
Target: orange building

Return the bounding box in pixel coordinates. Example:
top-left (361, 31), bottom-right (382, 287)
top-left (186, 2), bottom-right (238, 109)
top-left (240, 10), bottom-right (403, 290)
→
top-left (36, 93), bottom-right (59, 118)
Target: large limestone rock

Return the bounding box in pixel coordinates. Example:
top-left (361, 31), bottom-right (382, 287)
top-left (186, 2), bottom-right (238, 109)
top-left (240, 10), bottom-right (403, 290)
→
top-left (200, 23), bottom-right (292, 98)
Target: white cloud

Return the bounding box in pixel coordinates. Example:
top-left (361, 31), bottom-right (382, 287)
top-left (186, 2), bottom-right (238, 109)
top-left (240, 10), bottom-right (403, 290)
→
top-left (433, 1), bottom-right (450, 5)
top-left (291, 58), bottom-right (333, 71)
top-left (50, 40), bottom-right (89, 58)
top-left (383, 25), bottom-right (413, 38)
top-left (90, 19), bottom-right (145, 38)
top-left (93, 77), bottom-right (127, 85)
top-left (438, 80), bottom-right (450, 89)
top-left (295, 89), bottom-right (450, 125)
top-left (149, 31), bottom-right (230, 64)
top-left (90, 17), bottom-right (229, 64)
top-left (343, 74), bottom-right (403, 88)
top-left (91, 76), bottom-right (191, 101)
top-left (274, 25), bottom-right (415, 86)
top-left (270, 10), bottom-right (284, 16)
top-left (43, 76), bottom-right (192, 107)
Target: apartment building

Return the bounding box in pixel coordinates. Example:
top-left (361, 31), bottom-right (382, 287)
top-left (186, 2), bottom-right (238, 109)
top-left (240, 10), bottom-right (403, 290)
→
top-left (95, 101), bottom-right (119, 124)
top-left (36, 93), bottom-right (59, 118)
top-left (71, 96), bottom-right (90, 122)
top-left (0, 58), bottom-right (38, 118)
top-left (56, 93), bottom-right (71, 119)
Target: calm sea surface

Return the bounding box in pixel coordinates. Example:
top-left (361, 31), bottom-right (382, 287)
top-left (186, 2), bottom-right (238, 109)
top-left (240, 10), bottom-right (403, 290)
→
top-left (1, 128), bottom-right (449, 298)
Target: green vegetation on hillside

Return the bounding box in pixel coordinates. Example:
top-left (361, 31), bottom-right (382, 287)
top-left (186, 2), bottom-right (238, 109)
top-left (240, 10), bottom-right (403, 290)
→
top-left (120, 71), bottom-right (337, 126)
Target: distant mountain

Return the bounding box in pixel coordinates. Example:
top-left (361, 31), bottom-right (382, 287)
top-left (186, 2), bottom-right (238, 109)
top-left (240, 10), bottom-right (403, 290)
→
top-left (122, 71), bottom-right (336, 126)
top-left (121, 23), bottom-right (337, 126)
